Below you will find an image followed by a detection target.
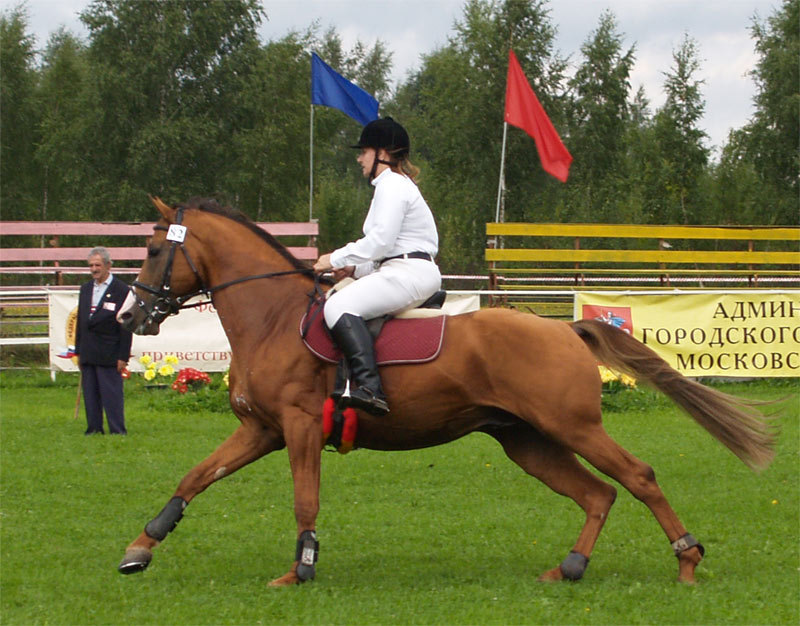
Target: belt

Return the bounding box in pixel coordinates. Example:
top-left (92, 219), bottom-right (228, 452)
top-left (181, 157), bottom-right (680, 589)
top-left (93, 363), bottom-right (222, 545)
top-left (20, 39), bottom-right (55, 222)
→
top-left (379, 251), bottom-right (434, 264)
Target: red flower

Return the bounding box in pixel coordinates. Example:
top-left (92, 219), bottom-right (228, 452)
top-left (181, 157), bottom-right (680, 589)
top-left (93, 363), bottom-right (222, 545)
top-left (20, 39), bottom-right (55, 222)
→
top-left (172, 367), bottom-right (210, 393)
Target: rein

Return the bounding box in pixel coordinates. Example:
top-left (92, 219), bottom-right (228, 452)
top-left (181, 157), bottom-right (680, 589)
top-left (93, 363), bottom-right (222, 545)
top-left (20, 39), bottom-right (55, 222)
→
top-left (131, 206), bottom-right (315, 327)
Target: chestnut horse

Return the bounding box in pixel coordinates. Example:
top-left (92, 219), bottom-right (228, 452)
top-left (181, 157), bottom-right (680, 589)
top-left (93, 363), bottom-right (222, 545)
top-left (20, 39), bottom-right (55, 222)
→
top-left (116, 197), bottom-right (775, 586)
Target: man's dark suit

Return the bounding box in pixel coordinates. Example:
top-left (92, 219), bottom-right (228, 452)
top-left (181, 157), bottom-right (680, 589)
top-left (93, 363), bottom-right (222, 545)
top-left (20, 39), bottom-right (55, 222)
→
top-left (75, 276), bottom-right (133, 434)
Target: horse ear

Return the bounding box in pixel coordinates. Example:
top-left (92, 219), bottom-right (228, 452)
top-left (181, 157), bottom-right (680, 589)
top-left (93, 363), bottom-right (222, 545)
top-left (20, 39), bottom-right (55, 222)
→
top-left (150, 195), bottom-right (175, 222)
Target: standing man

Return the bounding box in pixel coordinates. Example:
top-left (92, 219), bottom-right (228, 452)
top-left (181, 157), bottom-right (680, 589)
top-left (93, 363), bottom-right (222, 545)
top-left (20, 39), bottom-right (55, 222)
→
top-left (75, 247), bottom-right (133, 435)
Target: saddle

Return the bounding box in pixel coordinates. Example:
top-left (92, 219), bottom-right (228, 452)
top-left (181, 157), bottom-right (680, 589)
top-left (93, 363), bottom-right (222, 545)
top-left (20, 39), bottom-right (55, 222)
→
top-left (300, 290), bottom-right (447, 366)
top-left (300, 282), bottom-right (449, 454)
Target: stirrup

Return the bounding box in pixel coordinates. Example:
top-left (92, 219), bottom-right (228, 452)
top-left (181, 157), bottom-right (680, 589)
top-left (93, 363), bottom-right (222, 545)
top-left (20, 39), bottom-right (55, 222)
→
top-left (335, 378), bottom-right (389, 416)
top-left (340, 387), bottom-right (389, 416)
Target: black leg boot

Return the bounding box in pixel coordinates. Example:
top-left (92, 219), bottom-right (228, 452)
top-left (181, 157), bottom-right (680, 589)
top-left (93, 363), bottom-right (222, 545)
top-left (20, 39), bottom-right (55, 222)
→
top-left (329, 314), bottom-right (389, 416)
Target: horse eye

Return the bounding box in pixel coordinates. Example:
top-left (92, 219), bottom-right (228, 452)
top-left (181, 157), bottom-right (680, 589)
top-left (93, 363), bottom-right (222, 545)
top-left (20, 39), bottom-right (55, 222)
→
top-left (147, 245), bottom-right (161, 258)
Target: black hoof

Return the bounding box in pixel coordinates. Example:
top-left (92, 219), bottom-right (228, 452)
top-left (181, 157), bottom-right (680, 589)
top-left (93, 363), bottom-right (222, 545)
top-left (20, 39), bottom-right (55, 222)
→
top-left (296, 563), bottom-right (315, 582)
top-left (560, 551), bottom-right (590, 581)
top-left (118, 549), bottom-right (152, 575)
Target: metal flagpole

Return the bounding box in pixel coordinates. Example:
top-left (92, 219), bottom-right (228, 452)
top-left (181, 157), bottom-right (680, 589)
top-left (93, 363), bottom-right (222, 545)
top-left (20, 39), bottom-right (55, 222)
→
top-left (495, 121), bottom-right (509, 223)
top-left (309, 104), bottom-right (314, 221)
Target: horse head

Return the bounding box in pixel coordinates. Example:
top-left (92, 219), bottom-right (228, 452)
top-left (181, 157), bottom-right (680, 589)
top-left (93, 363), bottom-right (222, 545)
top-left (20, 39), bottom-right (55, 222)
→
top-left (117, 196), bottom-right (210, 335)
top-left (118, 196), bottom-right (315, 336)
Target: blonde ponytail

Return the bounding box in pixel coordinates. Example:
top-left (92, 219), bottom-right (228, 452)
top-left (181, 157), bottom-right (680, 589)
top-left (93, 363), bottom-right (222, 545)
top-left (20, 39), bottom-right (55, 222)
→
top-left (394, 157), bottom-right (420, 182)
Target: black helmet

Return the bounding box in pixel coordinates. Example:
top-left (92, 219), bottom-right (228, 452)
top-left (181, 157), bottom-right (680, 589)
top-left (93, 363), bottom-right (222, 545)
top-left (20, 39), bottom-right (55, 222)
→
top-left (351, 117), bottom-right (410, 158)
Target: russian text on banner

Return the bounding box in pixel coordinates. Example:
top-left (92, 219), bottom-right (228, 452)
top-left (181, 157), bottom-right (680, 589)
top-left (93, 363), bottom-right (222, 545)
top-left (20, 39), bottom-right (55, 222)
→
top-left (575, 292), bottom-right (800, 378)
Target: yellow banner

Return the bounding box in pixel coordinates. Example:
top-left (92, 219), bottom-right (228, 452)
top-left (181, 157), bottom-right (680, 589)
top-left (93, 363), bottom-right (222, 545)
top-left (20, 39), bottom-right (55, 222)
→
top-left (574, 292), bottom-right (800, 378)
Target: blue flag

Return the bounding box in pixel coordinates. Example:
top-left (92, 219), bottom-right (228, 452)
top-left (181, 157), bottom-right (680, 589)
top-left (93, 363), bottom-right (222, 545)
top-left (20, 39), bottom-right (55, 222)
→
top-left (311, 53), bottom-right (379, 126)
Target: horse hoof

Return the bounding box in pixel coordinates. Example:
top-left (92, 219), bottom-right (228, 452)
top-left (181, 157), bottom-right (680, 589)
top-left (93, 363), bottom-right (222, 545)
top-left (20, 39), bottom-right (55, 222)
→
top-left (118, 547), bottom-right (152, 574)
top-left (560, 551), bottom-right (589, 581)
top-left (296, 563), bottom-right (315, 582)
top-left (537, 566), bottom-right (564, 582)
top-left (268, 571), bottom-right (300, 587)
top-left (677, 545), bottom-right (703, 584)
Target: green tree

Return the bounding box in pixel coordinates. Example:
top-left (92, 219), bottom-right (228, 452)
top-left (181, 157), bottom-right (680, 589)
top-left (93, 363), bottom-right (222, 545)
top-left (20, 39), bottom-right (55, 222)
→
top-left (650, 34), bottom-right (710, 224)
top-left (34, 29), bottom-right (92, 221)
top-left (222, 31), bottom-right (311, 222)
top-left (0, 5), bottom-right (40, 219)
top-left (722, 0), bottom-right (798, 224)
top-left (708, 134), bottom-right (762, 225)
top-left (619, 86), bottom-right (655, 225)
top-left (566, 10), bottom-right (635, 222)
top-left (78, 0), bottom-right (265, 219)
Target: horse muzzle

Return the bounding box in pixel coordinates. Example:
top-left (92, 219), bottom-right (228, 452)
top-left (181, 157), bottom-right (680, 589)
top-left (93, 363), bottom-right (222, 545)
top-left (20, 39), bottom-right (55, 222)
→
top-left (117, 291), bottom-right (162, 335)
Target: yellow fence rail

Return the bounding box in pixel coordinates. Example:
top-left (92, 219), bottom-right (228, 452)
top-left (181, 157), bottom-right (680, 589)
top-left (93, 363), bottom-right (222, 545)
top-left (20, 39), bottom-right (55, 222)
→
top-left (485, 222), bottom-right (800, 301)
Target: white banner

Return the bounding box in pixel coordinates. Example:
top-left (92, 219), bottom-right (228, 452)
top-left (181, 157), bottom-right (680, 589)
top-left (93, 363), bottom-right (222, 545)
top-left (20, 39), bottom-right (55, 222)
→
top-left (49, 291), bottom-right (232, 372)
top-left (441, 293), bottom-right (480, 315)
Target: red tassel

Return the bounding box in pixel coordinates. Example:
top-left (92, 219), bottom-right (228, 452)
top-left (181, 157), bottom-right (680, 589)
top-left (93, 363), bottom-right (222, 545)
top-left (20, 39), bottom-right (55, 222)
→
top-left (322, 397), bottom-right (335, 443)
top-left (339, 407), bottom-right (358, 454)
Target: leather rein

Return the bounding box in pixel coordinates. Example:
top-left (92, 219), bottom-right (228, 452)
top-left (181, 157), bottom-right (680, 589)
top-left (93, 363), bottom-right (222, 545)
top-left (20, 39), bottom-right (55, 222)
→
top-left (130, 206), bottom-right (315, 327)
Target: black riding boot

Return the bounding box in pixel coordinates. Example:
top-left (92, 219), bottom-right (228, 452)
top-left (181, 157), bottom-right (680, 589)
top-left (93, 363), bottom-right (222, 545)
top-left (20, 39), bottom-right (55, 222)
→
top-left (329, 314), bottom-right (389, 416)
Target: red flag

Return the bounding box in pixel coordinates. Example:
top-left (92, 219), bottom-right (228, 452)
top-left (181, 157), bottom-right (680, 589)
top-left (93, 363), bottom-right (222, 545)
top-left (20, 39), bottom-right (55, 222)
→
top-left (505, 49), bottom-right (572, 183)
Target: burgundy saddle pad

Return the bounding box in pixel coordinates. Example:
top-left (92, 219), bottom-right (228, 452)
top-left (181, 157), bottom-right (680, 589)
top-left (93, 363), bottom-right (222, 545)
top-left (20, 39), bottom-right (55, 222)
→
top-left (300, 301), bottom-right (446, 365)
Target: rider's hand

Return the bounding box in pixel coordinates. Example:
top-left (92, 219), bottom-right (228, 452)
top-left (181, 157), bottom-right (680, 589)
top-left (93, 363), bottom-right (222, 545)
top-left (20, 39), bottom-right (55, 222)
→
top-left (332, 266), bottom-right (355, 281)
top-left (313, 254), bottom-right (333, 273)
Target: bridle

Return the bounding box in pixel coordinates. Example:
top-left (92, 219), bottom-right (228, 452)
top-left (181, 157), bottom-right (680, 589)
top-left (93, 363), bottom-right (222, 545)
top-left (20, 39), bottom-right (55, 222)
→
top-left (130, 206), bottom-right (314, 328)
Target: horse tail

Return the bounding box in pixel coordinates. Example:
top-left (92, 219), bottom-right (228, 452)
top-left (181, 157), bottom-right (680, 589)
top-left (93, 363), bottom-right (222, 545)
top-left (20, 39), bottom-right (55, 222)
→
top-left (571, 318), bottom-right (778, 472)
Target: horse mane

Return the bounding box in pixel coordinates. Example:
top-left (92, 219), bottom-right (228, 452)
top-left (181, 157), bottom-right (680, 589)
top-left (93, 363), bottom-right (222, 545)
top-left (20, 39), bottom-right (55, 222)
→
top-left (176, 197), bottom-right (311, 271)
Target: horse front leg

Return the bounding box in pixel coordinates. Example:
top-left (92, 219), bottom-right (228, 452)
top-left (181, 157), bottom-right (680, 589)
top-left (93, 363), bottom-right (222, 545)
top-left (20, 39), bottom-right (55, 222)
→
top-left (118, 419), bottom-right (283, 574)
top-left (268, 410), bottom-right (322, 587)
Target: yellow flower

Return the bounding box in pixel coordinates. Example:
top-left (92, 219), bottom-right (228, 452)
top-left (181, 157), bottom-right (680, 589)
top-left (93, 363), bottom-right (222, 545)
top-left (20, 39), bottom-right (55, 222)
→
top-left (164, 354), bottom-right (179, 365)
top-left (223, 371), bottom-right (230, 389)
top-left (619, 373), bottom-right (637, 388)
top-left (146, 362), bottom-right (156, 371)
top-left (598, 365), bottom-right (618, 383)
top-left (139, 355), bottom-right (153, 366)
top-left (158, 364), bottom-right (175, 377)
top-left (143, 369), bottom-right (156, 381)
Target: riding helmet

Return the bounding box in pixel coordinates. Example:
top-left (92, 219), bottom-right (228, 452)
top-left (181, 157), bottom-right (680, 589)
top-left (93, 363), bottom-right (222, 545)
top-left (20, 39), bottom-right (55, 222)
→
top-left (351, 117), bottom-right (410, 158)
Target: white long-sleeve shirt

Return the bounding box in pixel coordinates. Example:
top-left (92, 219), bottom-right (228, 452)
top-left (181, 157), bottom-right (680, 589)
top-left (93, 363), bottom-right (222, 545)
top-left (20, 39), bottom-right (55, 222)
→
top-left (329, 168), bottom-right (438, 277)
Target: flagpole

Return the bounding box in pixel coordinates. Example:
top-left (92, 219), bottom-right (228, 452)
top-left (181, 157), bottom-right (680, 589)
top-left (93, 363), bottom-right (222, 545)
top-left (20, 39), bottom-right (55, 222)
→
top-left (495, 121), bottom-right (508, 223)
top-left (309, 104), bottom-right (314, 221)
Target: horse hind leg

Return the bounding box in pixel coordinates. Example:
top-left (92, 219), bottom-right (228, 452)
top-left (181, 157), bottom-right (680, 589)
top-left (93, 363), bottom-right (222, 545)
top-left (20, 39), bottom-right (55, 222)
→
top-left (118, 420), bottom-right (283, 574)
top-left (488, 422), bottom-right (617, 582)
top-left (559, 424), bottom-right (705, 583)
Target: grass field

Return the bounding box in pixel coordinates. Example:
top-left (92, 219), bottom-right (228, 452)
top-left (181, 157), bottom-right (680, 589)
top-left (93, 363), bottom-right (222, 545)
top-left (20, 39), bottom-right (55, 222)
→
top-left (1, 371), bottom-right (798, 625)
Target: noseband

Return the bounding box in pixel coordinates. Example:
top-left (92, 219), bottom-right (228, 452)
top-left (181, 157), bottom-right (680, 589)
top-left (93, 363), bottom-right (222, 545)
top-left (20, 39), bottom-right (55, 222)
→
top-left (131, 206), bottom-right (313, 327)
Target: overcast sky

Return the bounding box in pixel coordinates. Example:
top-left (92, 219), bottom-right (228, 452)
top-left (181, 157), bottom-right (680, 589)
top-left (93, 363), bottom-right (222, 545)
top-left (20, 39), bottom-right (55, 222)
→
top-left (10, 0), bottom-right (780, 155)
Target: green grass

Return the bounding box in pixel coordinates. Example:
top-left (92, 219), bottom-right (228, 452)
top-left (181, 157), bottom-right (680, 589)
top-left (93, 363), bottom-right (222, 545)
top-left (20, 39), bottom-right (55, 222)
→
top-left (1, 371), bottom-right (798, 625)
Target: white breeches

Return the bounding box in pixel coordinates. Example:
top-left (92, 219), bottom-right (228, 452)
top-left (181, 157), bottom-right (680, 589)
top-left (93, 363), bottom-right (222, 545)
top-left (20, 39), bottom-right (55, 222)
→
top-left (323, 258), bottom-right (442, 327)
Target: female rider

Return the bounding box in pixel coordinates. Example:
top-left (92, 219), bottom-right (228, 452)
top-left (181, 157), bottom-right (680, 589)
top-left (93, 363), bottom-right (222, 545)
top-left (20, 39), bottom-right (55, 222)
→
top-left (313, 117), bottom-right (441, 416)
